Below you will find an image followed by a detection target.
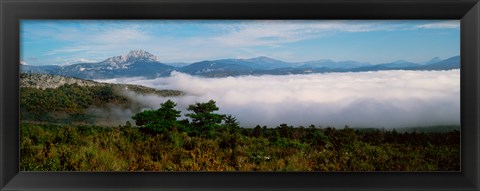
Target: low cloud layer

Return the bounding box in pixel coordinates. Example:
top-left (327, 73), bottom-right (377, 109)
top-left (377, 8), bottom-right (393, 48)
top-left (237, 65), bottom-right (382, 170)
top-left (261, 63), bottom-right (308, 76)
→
top-left (97, 70), bottom-right (460, 128)
top-left (86, 105), bottom-right (136, 126)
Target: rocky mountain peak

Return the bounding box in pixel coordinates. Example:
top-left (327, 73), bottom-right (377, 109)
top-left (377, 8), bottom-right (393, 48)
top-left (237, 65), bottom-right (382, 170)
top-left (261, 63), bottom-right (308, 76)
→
top-left (104, 50), bottom-right (158, 65)
top-left (126, 50), bottom-right (157, 60)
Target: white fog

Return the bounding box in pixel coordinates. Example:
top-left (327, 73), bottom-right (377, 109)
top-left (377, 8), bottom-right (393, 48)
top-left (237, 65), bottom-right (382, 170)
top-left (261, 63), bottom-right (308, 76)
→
top-left (97, 70), bottom-right (460, 128)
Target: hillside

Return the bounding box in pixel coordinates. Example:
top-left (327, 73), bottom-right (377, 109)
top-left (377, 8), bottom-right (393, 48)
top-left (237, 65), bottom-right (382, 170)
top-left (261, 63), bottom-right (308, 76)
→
top-left (20, 73), bottom-right (182, 125)
top-left (21, 73), bottom-right (101, 89)
top-left (21, 73), bottom-right (182, 97)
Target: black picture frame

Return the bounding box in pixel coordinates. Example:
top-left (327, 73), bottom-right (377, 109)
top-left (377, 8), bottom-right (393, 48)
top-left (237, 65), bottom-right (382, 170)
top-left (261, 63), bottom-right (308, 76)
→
top-left (1, 0), bottom-right (479, 190)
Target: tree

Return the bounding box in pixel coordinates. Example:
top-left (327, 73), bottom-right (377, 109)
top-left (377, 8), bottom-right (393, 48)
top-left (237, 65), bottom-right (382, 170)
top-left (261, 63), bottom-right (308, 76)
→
top-left (96, 86), bottom-right (116, 101)
top-left (185, 100), bottom-right (225, 137)
top-left (278, 124), bottom-right (293, 138)
top-left (222, 114), bottom-right (240, 133)
top-left (132, 99), bottom-right (181, 133)
top-left (252, 125), bottom-right (262, 137)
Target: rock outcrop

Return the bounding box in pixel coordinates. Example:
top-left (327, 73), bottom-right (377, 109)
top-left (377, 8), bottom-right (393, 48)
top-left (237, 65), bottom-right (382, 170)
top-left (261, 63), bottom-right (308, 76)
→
top-left (20, 73), bottom-right (103, 89)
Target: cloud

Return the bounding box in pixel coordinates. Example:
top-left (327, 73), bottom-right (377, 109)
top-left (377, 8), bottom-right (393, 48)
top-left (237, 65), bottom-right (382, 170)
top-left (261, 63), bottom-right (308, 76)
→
top-left (92, 28), bottom-right (150, 44)
top-left (27, 56), bottom-right (38, 61)
top-left (86, 105), bottom-right (136, 126)
top-left (44, 48), bottom-right (85, 56)
top-left (210, 21), bottom-right (388, 48)
top-left (96, 70), bottom-right (460, 128)
top-left (56, 58), bottom-right (100, 66)
top-left (208, 20), bottom-right (454, 48)
top-left (76, 58), bottom-right (98, 63)
top-left (416, 20), bottom-right (460, 29)
top-left (39, 22), bottom-right (154, 60)
top-left (23, 20), bottom-right (460, 65)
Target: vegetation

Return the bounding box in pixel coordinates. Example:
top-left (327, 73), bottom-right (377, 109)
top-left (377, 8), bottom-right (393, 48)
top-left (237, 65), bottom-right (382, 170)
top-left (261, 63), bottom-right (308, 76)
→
top-left (20, 121), bottom-right (460, 171)
top-left (132, 100), bottom-right (181, 134)
top-left (20, 84), bottom-right (127, 123)
top-left (20, 84), bottom-right (460, 171)
top-left (185, 100), bottom-right (225, 137)
top-left (20, 84), bottom-right (181, 124)
top-left (111, 84), bottom-right (182, 97)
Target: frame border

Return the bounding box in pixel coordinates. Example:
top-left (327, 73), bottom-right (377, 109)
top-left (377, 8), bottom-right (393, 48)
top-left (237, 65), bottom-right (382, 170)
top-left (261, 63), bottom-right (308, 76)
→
top-left (1, 0), bottom-right (479, 190)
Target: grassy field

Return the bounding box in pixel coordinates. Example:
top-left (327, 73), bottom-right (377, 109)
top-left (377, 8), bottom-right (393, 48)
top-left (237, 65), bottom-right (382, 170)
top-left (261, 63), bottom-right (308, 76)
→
top-left (20, 122), bottom-right (460, 171)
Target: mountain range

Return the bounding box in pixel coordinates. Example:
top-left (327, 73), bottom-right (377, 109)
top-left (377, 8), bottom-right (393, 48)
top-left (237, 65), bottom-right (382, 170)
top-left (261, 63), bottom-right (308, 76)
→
top-left (21, 50), bottom-right (461, 79)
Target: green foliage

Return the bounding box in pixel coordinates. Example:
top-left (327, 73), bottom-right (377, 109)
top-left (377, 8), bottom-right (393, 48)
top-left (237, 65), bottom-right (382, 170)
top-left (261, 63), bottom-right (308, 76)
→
top-left (222, 115), bottom-right (240, 133)
top-left (20, 84), bottom-right (129, 123)
top-left (132, 100), bottom-right (181, 133)
top-left (185, 100), bottom-right (226, 137)
top-left (20, 121), bottom-right (460, 172)
top-left (19, 81), bottom-right (184, 126)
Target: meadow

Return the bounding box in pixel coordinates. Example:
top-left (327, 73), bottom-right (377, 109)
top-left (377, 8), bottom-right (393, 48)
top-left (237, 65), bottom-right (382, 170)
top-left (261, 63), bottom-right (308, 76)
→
top-left (20, 122), bottom-right (460, 171)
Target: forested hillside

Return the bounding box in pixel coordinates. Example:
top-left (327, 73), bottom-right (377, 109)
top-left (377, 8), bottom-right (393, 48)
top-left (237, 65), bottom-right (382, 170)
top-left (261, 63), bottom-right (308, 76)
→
top-left (20, 73), bottom-right (181, 125)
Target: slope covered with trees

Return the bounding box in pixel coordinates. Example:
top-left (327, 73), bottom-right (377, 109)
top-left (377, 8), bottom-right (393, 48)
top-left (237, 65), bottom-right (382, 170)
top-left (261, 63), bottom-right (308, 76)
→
top-left (20, 74), bottom-right (182, 125)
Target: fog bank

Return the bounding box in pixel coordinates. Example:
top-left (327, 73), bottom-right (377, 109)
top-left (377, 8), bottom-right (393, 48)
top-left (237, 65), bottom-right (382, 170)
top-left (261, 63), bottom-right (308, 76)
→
top-left (97, 70), bottom-right (460, 128)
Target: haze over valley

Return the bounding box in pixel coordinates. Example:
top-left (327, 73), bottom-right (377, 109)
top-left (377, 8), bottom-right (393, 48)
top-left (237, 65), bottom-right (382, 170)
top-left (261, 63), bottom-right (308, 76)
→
top-left (98, 69), bottom-right (460, 128)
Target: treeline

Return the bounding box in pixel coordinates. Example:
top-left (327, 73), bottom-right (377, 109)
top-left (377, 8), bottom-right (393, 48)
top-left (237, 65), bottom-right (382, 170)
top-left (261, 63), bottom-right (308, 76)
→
top-left (130, 99), bottom-right (459, 147)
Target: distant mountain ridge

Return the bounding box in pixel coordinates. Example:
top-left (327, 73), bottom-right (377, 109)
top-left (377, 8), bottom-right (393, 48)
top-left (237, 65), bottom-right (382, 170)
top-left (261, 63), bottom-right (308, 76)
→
top-left (297, 59), bottom-right (370, 69)
top-left (22, 50), bottom-right (175, 79)
top-left (21, 50), bottom-right (460, 79)
top-left (424, 57), bottom-right (442, 65)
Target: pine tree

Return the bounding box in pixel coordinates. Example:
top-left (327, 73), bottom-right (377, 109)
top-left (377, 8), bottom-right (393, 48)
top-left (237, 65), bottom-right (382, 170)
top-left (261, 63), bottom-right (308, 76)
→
top-left (132, 99), bottom-right (181, 133)
top-left (185, 100), bottom-right (225, 137)
top-left (223, 114), bottom-right (240, 133)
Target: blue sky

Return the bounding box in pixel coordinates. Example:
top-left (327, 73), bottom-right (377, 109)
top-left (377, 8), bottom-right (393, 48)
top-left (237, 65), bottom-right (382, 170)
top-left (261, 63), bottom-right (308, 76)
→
top-left (20, 20), bottom-right (460, 66)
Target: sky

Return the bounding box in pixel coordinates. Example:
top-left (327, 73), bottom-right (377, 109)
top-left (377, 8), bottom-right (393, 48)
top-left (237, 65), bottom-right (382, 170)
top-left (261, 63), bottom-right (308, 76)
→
top-left (20, 20), bottom-right (460, 66)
